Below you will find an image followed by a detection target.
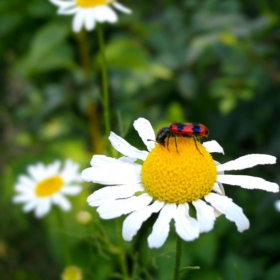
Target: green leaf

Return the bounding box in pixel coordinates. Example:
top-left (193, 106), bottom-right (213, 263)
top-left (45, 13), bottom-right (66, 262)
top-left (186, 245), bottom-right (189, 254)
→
top-left (186, 33), bottom-right (220, 64)
top-left (15, 21), bottom-right (72, 76)
top-left (103, 38), bottom-right (150, 69)
top-left (180, 266), bottom-right (200, 272)
top-left (266, 263), bottom-right (280, 280)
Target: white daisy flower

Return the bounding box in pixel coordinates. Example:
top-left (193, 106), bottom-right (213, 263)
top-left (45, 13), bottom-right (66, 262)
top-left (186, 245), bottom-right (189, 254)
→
top-left (13, 159), bottom-right (82, 218)
top-left (49, 0), bottom-right (131, 32)
top-left (81, 118), bottom-right (279, 249)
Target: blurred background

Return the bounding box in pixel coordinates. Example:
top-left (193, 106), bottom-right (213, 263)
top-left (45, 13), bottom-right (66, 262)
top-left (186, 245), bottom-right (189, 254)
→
top-left (1, 0), bottom-right (280, 279)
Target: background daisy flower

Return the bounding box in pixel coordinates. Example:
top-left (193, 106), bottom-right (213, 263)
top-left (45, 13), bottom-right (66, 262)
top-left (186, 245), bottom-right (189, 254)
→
top-left (81, 118), bottom-right (279, 248)
top-left (13, 159), bottom-right (82, 218)
top-left (49, 0), bottom-right (131, 32)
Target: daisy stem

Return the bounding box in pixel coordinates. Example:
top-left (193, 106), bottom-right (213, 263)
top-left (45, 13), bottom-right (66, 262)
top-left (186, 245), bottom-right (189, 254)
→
top-left (115, 219), bottom-right (130, 280)
top-left (173, 235), bottom-right (183, 280)
top-left (96, 24), bottom-right (129, 279)
top-left (96, 24), bottom-right (111, 145)
top-left (76, 31), bottom-right (103, 154)
top-left (54, 208), bottom-right (71, 265)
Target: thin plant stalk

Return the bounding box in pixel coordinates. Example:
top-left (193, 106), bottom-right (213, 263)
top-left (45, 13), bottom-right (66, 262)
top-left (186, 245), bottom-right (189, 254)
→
top-left (76, 30), bottom-right (103, 154)
top-left (116, 218), bottom-right (130, 280)
top-left (96, 23), bottom-right (129, 280)
top-left (96, 23), bottom-right (111, 139)
top-left (173, 235), bottom-right (183, 280)
top-left (54, 208), bottom-right (71, 265)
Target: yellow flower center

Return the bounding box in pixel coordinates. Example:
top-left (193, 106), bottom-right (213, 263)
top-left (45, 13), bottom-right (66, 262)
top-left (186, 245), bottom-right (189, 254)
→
top-left (35, 175), bottom-right (64, 197)
top-left (76, 0), bottom-right (108, 8)
top-left (141, 137), bottom-right (217, 204)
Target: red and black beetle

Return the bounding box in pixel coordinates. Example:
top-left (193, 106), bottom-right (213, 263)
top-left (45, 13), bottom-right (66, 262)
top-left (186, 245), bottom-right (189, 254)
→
top-left (155, 123), bottom-right (209, 155)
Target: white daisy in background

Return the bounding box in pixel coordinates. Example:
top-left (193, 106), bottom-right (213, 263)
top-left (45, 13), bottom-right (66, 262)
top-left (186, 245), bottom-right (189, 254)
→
top-left (81, 118), bottom-right (279, 248)
top-left (13, 159), bottom-right (82, 218)
top-left (49, 0), bottom-right (131, 32)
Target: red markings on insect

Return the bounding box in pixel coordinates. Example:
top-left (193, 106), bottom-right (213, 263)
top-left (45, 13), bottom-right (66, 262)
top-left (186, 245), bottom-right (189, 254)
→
top-left (155, 123), bottom-right (209, 155)
top-left (169, 123), bottom-right (208, 137)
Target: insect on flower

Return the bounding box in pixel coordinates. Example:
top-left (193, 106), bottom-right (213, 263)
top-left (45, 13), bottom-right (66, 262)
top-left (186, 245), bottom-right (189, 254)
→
top-left (155, 123), bottom-right (209, 155)
top-left (82, 117), bottom-right (279, 249)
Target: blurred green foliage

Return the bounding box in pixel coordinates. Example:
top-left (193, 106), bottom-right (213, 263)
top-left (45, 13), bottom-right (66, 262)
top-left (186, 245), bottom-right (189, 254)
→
top-left (1, 0), bottom-right (280, 279)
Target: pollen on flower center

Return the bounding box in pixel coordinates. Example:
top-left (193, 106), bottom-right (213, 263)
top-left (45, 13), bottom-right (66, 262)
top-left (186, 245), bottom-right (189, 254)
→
top-left (76, 0), bottom-right (108, 8)
top-left (141, 137), bottom-right (217, 204)
top-left (35, 175), bottom-right (64, 197)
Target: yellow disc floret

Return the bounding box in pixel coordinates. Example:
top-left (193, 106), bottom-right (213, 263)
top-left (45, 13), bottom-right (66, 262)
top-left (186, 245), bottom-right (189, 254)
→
top-left (35, 175), bottom-right (64, 197)
top-left (141, 137), bottom-right (217, 204)
top-left (76, 0), bottom-right (107, 8)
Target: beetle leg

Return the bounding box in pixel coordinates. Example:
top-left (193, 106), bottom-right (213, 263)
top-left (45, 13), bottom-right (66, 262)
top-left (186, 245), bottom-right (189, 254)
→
top-left (167, 135), bottom-right (170, 151)
top-left (174, 135), bottom-right (179, 153)
top-left (193, 137), bottom-right (203, 156)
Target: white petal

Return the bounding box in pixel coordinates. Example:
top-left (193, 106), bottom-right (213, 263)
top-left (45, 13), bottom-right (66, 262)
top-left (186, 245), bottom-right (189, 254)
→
top-left (217, 174), bottom-right (279, 193)
top-left (49, 0), bottom-right (75, 8)
top-left (212, 182), bottom-right (225, 195)
top-left (208, 187), bottom-right (224, 217)
top-left (73, 10), bottom-right (85, 32)
top-left (81, 157), bottom-right (141, 185)
top-left (27, 163), bottom-right (46, 181)
top-left (34, 199), bottom-right (52, 218)
top-left (113, 2), bottom-right (132, 14)
top-left (217, 154), bottom-right (277, 172)
top-left (205, 193), bottom-right (249, 232)
top-left (14, 183), bottom-right (34, 193)
top-left (17, 175), bottom-right (35, 188)
top-left (174, 204), bottom-right (200, 241)
top-left (93, 6), bottom-right (117, 23)
top-left (118, 156), bottom-right (137, 164)
top-left (90, 154), bottom-right (119, 168)
top-left (203, 140), bottom-right (224, 154)
top-left (148, 203), bottom-right (176, 248)
top-left (45, 161), bottom-right (61, 177)
top-left (275, 200), bottom-right (280, 212)
top-left (122, 200), bottom-right (164, 241)
top-left (214, 160), bottom-right (224, 175)
top-left (57, 6), bottom-right (79, 15)
top-left (52, 194), bottom-right (71, 211)
top-left (133, 118), bottom-right (156, 152)
top-left (87, 184), bottom-right (143, 207)
top-left (193, 199), bottom-right (216, 233)
top-left (60, 159), bottom-right (81, 183)
top-left (84, 9), bottom-right (95, 30)
top-left (22, 199), bottom-right (37, 212)
top-left (13, 193), bottom-right (34, 203)
top-left (213, 167), bottom-right (226, 218)
top-left (109, 132), bottom-right (149, 161)
top-left (61, 185), bottom-right (82, 195)
top-left (81, 166), bottom-right (141, 185)
top-left (97, 193), bottom-right (152, 219)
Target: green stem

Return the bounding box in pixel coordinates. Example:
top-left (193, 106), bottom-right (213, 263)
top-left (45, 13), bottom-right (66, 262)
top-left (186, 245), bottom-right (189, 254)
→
top-left (54, 208), bottom-right (71, 265)
top-left (173, 235), bottom-right (183, 280)
top-left (115, 219), bottom-right (130, 280)
top-left (96, 24), bottom-right (129, 279)
top-left (96, 23), bottom-right (111, 139)
top-left (76, 31), bottom-right (103, 154)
